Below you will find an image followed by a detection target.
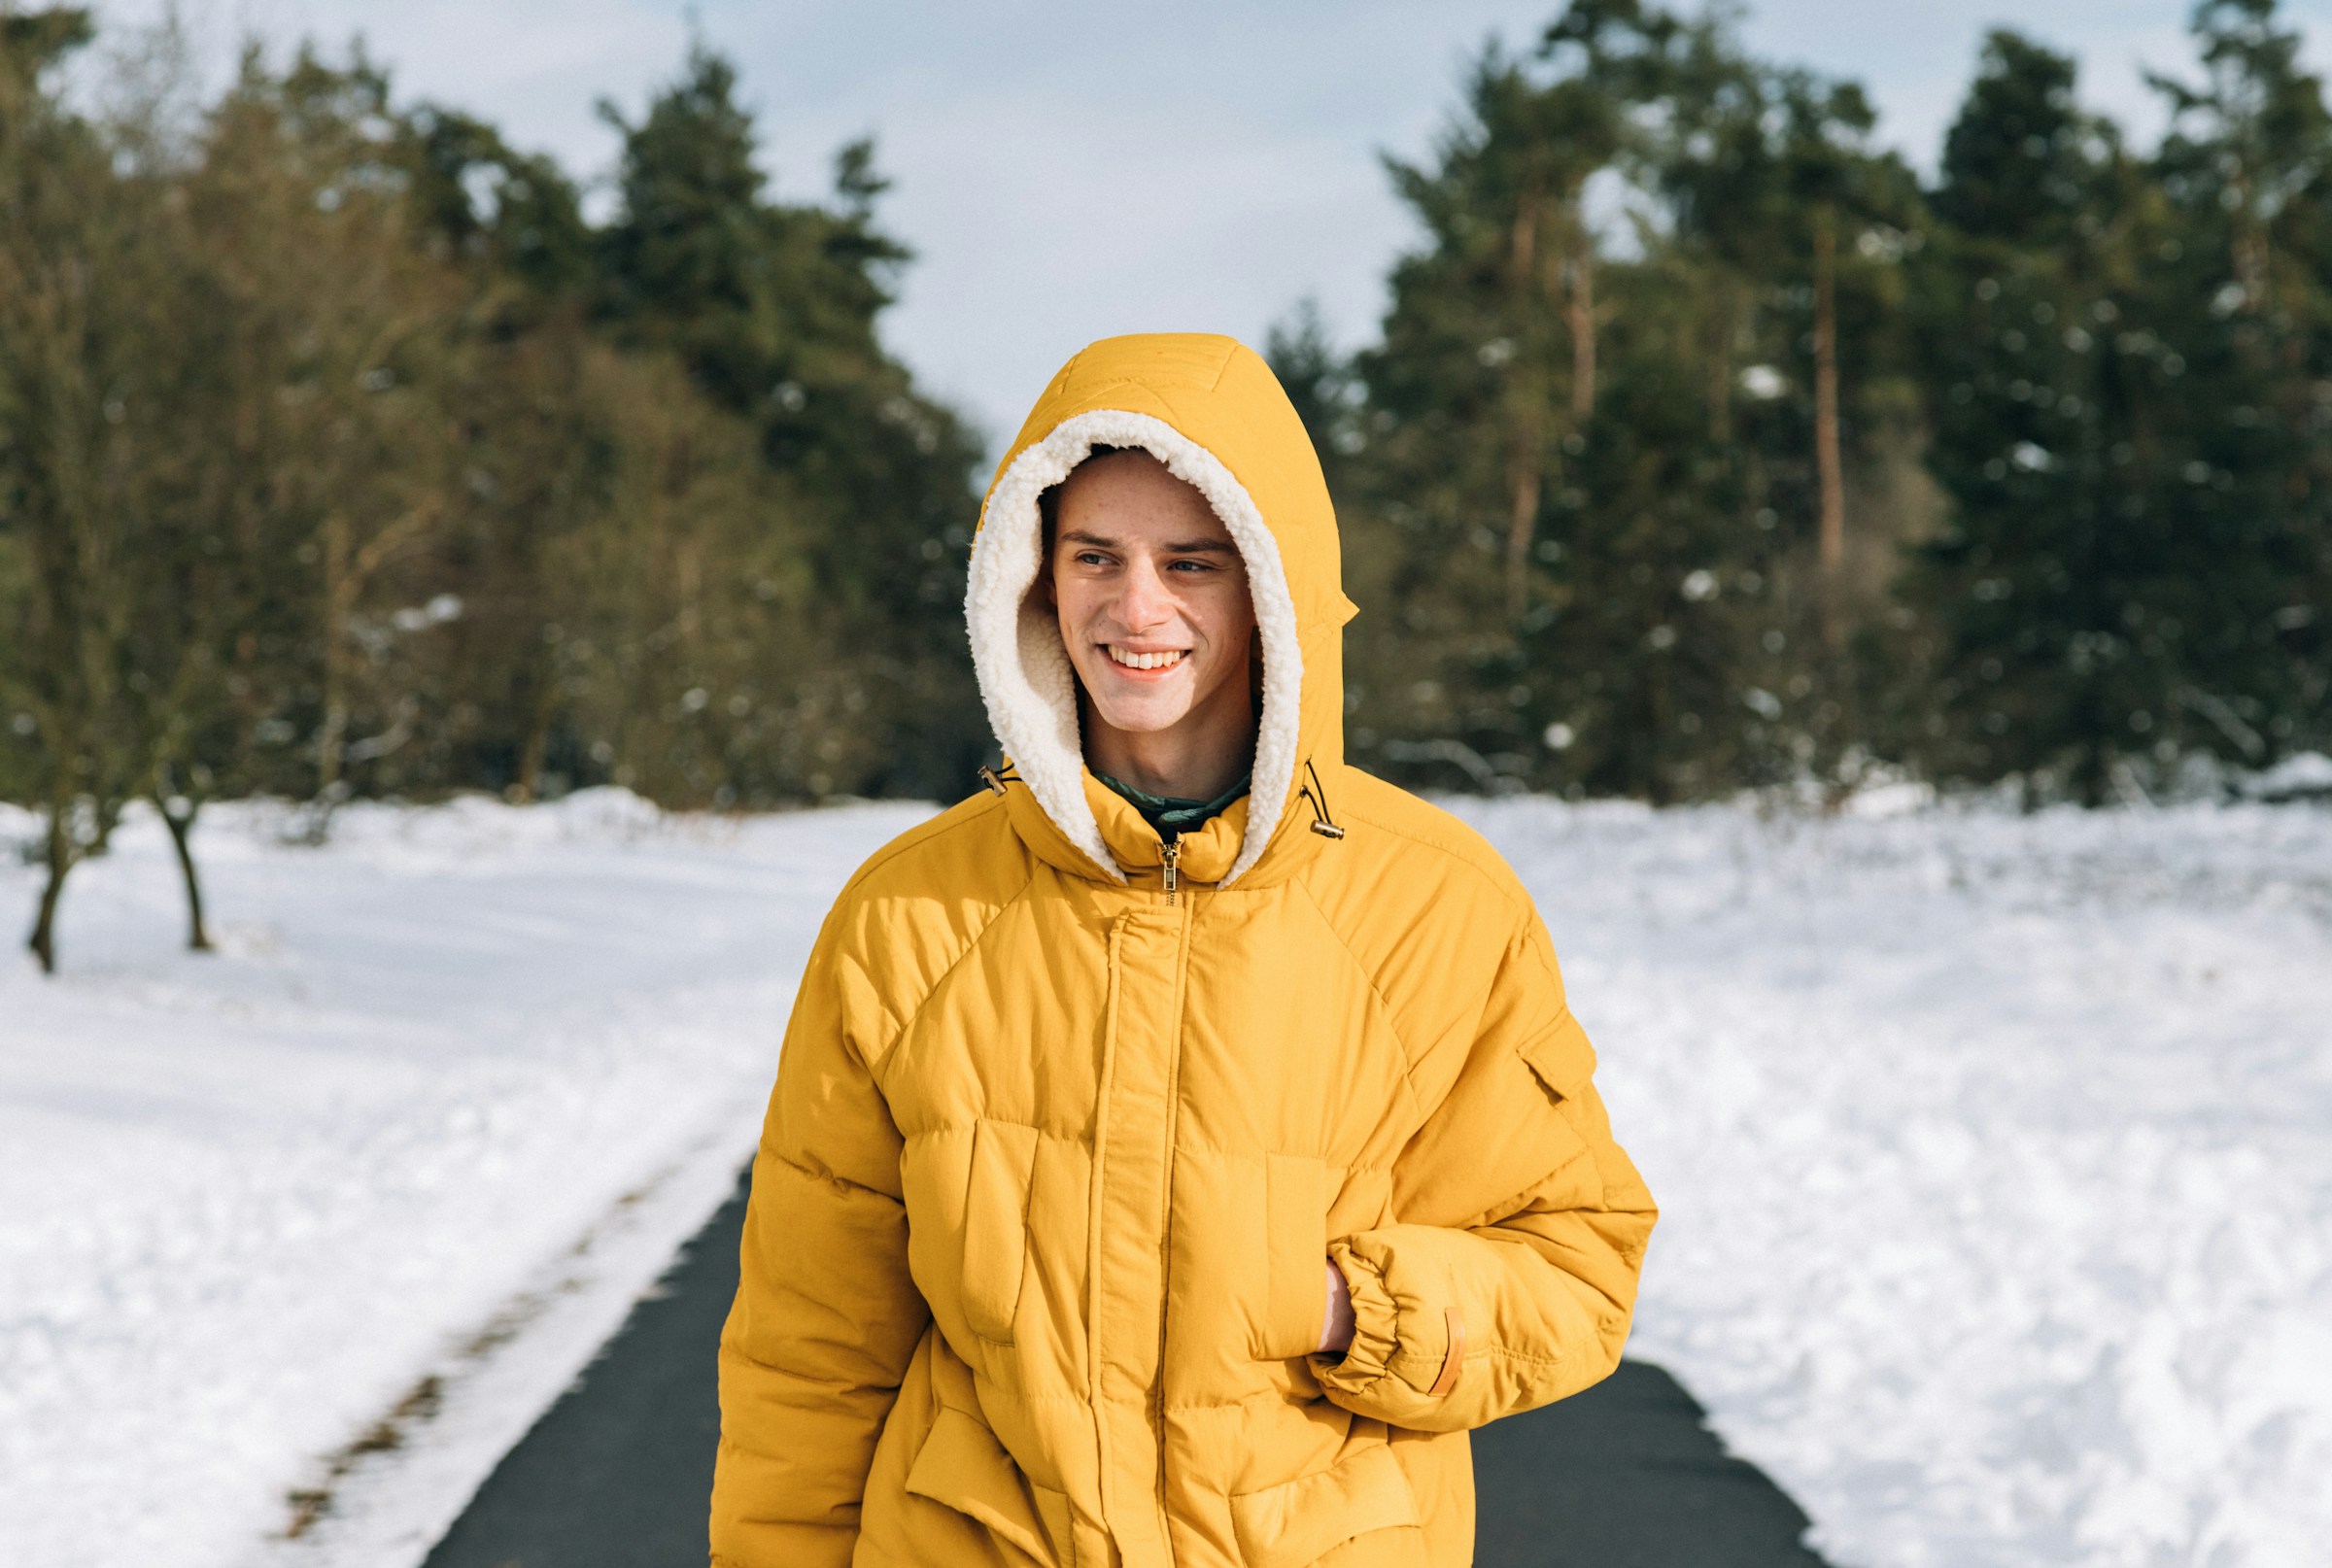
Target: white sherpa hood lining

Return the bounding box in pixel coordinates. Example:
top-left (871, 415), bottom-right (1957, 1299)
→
top-left (965, 410), bottom-right (1303, 888)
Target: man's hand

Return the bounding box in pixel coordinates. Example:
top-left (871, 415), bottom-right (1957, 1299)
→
top-left (1318, 1258), bottom-right (1355, 1354)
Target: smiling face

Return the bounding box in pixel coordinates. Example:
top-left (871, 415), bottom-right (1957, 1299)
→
top-left (1045, 450), bottom-right (1256, 796)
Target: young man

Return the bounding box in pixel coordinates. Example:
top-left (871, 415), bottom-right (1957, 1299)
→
top-left (710, 333), bottom-right (1656, 1567)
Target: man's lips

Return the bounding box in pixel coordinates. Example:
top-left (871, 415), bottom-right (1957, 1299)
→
top-left (1102, 644), bottom-right (1189, 675)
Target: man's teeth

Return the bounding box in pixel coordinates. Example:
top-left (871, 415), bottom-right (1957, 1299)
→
top-left (1107, 646), bottom-right (1186, 671)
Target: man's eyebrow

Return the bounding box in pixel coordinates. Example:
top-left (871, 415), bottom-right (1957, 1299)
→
top-left (1057, 529), bottom-right (1239, 556)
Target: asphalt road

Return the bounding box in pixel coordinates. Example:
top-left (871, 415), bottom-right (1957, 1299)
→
top-left (423, 1173), bottom-right (1828, 1568)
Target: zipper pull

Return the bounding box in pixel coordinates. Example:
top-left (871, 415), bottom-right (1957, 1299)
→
top-left (1161, 836), bottom-right (1181, 904)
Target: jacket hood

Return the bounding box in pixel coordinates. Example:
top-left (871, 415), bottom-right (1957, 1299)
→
top-left (965, 332), bottom-right (1355, 888)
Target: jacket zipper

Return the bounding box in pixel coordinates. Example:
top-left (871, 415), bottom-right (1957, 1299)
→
top-left (1151, 859), bottom-right (1194, 1539)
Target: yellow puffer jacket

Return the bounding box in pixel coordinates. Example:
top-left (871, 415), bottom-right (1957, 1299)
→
top-left (711, 334), bottom-right (1656, 1568)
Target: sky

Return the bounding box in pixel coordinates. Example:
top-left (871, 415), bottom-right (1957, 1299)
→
top-left (82, 0), bottom-right (2332, 453)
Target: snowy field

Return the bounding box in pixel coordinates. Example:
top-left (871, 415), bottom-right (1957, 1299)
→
top-left (1448, 789), bottom-right (2332, 1568)
top-left (4, 784), bottom-right (2329, 1568)
top-left (0, 792), bottom-right (926, 1568)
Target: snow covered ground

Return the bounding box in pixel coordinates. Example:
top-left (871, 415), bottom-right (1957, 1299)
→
top-left (4, 784), bottom-right (2328, 1568)
top-left (0, 792), bottom-right (923, 1568)
top-left (1452, 790), bottom-right (2332, 1568)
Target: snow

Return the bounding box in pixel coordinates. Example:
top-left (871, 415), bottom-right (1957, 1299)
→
top-left (1452, 793), bottom-right (2332, 1568)
top-left (5, 785), bottom-right (2329, 1568)
top-left (0, 792), bottom-right (923, 1568)
top-left (2241, 749), bottom-right (2332, 801)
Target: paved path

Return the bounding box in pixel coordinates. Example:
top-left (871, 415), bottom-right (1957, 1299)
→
top-left (424, 1175), bottom-right (1827, 1568)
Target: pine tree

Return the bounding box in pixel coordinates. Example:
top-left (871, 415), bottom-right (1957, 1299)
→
top-left (597, 48), bottom-right (985, 797)
top-left (1905, 29), bottom-right (2140, 800)
top-left (1340, 1), bottom-right (1933, 801)
top-left (1905, 5), bottom-right (2332, 800)
top-left (2141, 0), bottom-right (2332, 767)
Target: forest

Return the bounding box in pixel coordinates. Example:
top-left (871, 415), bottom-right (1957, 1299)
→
top-left (4, 0), bottom-right (2329, 969)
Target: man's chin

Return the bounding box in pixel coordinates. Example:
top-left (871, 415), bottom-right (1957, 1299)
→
top-left (1080, 674), bottom-right (1201, 737)
top-left (1086, 699), bottom-right (1199, 737)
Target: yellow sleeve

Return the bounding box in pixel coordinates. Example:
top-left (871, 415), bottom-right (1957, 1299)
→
top-left (709, 922), bottom-right (929, 1568)
top-left (1312, 917), bottom-right (1657, 1433)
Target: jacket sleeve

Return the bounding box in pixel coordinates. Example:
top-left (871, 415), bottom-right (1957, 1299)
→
top-left (710, 918), bottom-right (929, 1568)
top-left (1311, 913), bottom-right (1656, 1433)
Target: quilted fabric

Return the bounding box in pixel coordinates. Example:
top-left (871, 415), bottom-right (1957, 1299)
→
top-left (711, 334), bottom-right (1657, 1568)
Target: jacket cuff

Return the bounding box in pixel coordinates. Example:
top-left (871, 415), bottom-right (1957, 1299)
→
top-left (1309, 1233), bottom-right (1453, 1409)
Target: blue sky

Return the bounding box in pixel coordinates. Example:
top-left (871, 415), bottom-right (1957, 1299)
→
top-left (89, 1), bottom-right (2332, 451)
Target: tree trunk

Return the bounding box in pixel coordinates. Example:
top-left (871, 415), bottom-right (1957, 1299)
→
top-left (1811, 204), bottom-right (1847, 650)
top-left (309, 501), bottom-right (436, 832)
top-left (1645, 656), bottom-right (1673, 808)
top-left (1504, 446), bottom-right (1545, 623)
top-left (316, 509), bottom-right (352, 800)
top-left (25, 801), bottom-right (74, 975)
top-left (1504, 189), bottom-right (1547, 621)
top-left (512, 658), bottom-right (557, 804)
top-left (1566, 236), bottom-right (1596, 422)
top-left (1508, 189), bottom-right (1540, 282)
top-left (158, 795), bottom-right (212, 952)
top-left (512, 722), bottom-right (548, 805)
top-left (1707, 272), bottom-right (1734, 444)
top-left (2230, 163), bottom-right (2267, 315)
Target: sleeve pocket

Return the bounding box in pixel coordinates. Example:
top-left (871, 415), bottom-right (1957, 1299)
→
top-left (1516, 1007), bottom-right (1597, 1103)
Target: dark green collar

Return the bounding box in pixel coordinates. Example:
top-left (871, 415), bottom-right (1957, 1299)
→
top-left (1095, 769), bottom-right (1252, 841)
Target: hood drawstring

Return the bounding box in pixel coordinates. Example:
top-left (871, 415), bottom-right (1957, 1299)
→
top-left (994, 756), bottom-right (1344, 848)
top-left (1301, 759), bottom-right (1346, 840)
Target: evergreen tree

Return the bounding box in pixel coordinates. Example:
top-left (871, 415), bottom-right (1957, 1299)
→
top-left (1339, 1), bottom-right (1930, 801)
top-left (2141, 0), bottom-right (2332, 765)
top-left (1931, 30), bottom-right (2097, 245)
top-left (1263, 298), bottom-right (1358, 492)
top-left (1904, 4), bottom-right (2332, 799)
top-left (597, 48), bottom-right (986, 796)
top-left (401, 106), bottom-right (595, 301)
top-left (1905, 30), bottom-right (2143, 799)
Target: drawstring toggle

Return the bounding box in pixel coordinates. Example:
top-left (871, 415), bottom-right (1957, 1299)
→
top-left (1301, 758), bottom-right (1347, 839)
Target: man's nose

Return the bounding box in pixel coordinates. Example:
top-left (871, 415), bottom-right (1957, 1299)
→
top-left (1115, 559), bottom-right (1174, 631)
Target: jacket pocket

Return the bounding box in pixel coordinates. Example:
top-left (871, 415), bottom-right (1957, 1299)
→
top-left (1229, 1442), bottom-right (1424, 1568)
top-left (1256, 1151), bottom-right (1327, 1360)
top-left (1516, 1006), bottom-right (1597, 1102)
top-left (904, 1402), bottom-right (1059, 1566)
top-left (961, 1119), bottom-right (1041, 1344)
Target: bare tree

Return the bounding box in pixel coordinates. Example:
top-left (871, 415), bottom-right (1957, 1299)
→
top-left (0, 12), bottom-right (164, 971)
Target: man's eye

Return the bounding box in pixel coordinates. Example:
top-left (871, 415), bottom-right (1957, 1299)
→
top-left (1168, 559), bottom-right (1215, 572)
